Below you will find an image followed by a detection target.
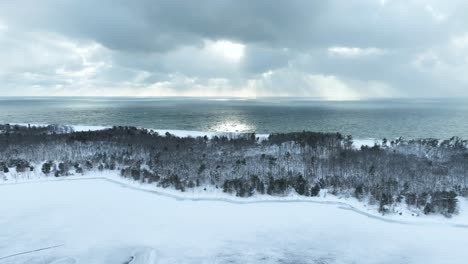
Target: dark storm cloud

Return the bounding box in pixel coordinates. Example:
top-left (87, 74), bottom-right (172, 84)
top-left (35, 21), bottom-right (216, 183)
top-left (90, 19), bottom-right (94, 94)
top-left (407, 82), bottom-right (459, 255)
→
top-left (0, 0), bottom-right (458, 52)
top-left (0, 0), bottom-right (467, 97)
top-left (0, 0), bottom-right (320, 52)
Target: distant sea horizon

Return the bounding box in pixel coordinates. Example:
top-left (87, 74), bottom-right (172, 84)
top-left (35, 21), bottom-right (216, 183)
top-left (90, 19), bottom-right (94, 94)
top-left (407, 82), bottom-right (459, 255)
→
top-left (0, 96), bottom-right (467, 140)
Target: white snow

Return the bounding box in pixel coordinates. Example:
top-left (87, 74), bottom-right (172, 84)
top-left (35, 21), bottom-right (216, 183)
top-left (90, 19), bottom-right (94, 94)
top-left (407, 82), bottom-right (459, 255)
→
top-left (2, 123), bottom-right (381, 146)
top-left (352, 138), bottom-right (379, 148)
top-left (68, 125), bottom-right (110, 132)
top-left (1, 173), bottom-right (468, 264)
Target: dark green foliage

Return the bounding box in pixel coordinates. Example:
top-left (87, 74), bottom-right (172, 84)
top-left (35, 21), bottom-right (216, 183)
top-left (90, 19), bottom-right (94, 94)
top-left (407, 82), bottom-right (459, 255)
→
top-left (378, 193), bottom-right (393, 214)
top-left (57, 162), bottom-right (65, 176)
top-left (223, 178), bottom-right (254, 197)
top-left (250, 175), bottom-right (265, 194)
top-left (41, 161), bottom-right (52, 175)
top-left (267, 177), bottom-right (288, 195)
top-left (424, 191), bottom-right (458, 217)
top-left (354, 185), bottom-right (364, 199)
top-left (85, 161), bottom-right (93, 170)
top-left (268, 131), bottom-right (343, 148)
top-left (405, 193), bottom-right (418, 207)
top-left (13, 160), bottom-right (30, 173)
top-left (198, 164), bottom-right (206, 174)
top-left (310, 184), bottom-right (321, 197)
top-left (222, 175), bottom-right (268, 197)
top-left (131, 168), bottom-right (140, 181)
top-left (187, 180), bottom-right (195, 188)
top-left (424, 203), bottom-right (433, 215)
top-left (294, 175), bottom-right (307, 196)
top-left (159, 174), bottom-right (185, 192)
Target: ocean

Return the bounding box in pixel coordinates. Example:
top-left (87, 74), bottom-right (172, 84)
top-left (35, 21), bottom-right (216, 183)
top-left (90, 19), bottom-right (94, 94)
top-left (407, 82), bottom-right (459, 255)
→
top-left (0, 97), bottom-right (467, 140)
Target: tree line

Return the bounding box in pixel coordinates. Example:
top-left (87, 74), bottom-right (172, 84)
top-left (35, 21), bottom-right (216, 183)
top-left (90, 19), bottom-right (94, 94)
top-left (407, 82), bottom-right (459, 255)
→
top-left (0, 124), bottom-right (465, 217)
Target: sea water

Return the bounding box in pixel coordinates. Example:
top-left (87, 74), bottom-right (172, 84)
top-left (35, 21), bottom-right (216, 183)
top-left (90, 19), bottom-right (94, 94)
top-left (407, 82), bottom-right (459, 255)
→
top-left (0, 97), bottom-right (467, 140)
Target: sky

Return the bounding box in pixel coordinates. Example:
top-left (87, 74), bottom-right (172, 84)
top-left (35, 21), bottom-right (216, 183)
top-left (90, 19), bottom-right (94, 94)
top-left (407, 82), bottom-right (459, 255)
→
top-left (0, 0), bottom-right (467, 99)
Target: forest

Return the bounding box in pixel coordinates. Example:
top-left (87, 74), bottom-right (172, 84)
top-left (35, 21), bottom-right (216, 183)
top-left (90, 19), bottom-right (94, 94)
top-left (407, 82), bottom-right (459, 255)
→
top-left (0, 124), bottom-right (466, 217)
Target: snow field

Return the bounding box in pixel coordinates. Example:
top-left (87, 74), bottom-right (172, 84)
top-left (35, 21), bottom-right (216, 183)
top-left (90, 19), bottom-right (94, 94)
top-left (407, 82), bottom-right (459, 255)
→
top-left (0, 176), bottom-right (468, 263)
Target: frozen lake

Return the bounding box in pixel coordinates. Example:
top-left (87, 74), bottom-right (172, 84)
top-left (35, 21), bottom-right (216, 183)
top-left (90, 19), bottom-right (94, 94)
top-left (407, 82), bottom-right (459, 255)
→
top-left (0, 178), bottom-right (467, 264)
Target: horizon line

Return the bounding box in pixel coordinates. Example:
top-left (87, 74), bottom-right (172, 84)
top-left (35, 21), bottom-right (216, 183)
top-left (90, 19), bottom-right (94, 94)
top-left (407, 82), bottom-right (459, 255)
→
top-left (0, 95), bottom-right (466, 101)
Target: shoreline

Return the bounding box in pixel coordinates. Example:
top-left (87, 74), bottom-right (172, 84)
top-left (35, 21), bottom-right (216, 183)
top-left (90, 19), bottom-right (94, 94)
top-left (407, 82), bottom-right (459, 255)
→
top-left (5, 122), bottom-right (379, 147)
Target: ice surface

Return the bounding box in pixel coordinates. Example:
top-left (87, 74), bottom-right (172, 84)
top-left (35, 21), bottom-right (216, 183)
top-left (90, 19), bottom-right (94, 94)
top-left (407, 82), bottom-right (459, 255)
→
top-left (0, 176), bottom-right (467, 264)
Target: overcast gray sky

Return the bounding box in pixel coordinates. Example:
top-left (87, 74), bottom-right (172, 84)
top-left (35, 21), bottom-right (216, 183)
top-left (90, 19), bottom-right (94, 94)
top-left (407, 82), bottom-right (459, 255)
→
top-left (0, 0), bottom-right (467, 99)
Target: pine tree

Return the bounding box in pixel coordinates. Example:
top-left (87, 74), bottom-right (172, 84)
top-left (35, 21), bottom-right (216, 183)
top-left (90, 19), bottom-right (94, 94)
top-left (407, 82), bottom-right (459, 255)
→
top-left (41, 162), bottom-right (52, 175)
top-left (310, 184), bottom-right (320, 197)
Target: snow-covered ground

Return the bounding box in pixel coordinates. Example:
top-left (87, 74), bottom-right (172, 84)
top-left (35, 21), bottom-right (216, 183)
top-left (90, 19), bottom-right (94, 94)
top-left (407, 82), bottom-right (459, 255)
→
top-left (352, 138), bottom-right (379, 148)
top-left (1, 174), bottom-right (468, 264)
